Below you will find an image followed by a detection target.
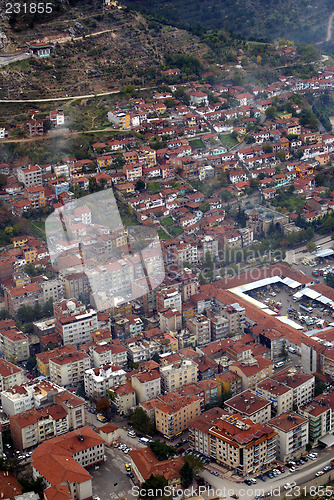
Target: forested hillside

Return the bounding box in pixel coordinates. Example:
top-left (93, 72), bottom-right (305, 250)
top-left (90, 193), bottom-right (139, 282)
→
top-left (123, 0), bottom-right (333, 45)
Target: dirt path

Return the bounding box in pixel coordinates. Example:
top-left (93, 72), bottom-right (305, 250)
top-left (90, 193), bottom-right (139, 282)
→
top-left (326, 10), bottom-right (334, 42)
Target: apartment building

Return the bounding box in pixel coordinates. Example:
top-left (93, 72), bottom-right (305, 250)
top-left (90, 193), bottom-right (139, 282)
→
top-left (91, 342), bottom-right (127, 368)
top-left (17, 165), bottom-right (42, 187)
top-left (5, 283), bottom-right (43, 316)
top-left (176, 379), bottom-right (222, 408)
top-left (126, 339), bottom-right (160, 364)
top-left (209, 414), bottom-right (277, 476)
top-left (216, 371), bottom-right (243, 396)
top-left (54, 299), bottom-right (98, 345)
top-left (0, 328), bottom-right (29, 362)
top-left (36, 344), bottom-right (77, 378)
top-left (40, 279), bottom-right (64, 303)
top-left (0, 359), bottom-right (23, 391)
top-left (221, 302), bottom-right (245, 334)
top-left (156, 288), bottom-right (182, 312)
top-left (54, 391), bottom-right (86, 431)
top-left (131, 370), bottom-right (161, 404)
top-left (112, 384), bottom-right (136, 415)
top-left (84, 363), bottom-right (127, 399)
top-left (10, 404), bottom-right (69, 450)
top-left (269, 412), bottom-right (309, 462)
top-left (159, 308), bottom-right (182, 333)
top-left (230, 356), bottom-right (274, 391)
top-left (160, 359), bottom-right (198, 393)
top-left (189, 407), bottom-right (227, 457)
top-left (211, 316), bottom-right (229, 341)
top-left (155, 392), bottom-right (201, 439)
top-left (186, 315), bottom-right (211, 346)
top-left (256, 378), bottom-right (293, 416)
top-left (271, 369), bottom-right (315, 407)
top-left (25, 185), bottom-right (46, 209)
top-left (49, 351), bottom-right (90, 387)
top-left (61, 271), bottom-right (91, 302)
top-left (299, 401), bottom-right (331, 443)
top-left (224, 390), bottom-right (271, 425)
top-left (1, 380), bottom-right (61, 416)
top-left (32, 426), bottom-right (105, 500)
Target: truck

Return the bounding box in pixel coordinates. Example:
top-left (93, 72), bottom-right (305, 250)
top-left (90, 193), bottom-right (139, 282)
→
top-left (300, 304), bottom-right (313, 314)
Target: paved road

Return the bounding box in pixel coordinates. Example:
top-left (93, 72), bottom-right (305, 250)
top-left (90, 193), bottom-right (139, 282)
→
top-left (0, 53), bottom-right (30, 67)
top-left (285, 235), bottom-right (333, 265)
top-left (200, 447), bottom-right (334, 499)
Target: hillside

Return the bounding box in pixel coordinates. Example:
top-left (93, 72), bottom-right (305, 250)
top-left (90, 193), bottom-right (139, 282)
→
top-left (123, 0), bottom-right (333, 45)
top-left (0, 3), bottom-right (212, 99)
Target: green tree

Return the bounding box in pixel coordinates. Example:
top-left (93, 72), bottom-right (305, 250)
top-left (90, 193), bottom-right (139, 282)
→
top-left (135, 179), bottom-right (146, 192)
top-left (149, 440), bottom-right (176, 461)
top-left (265, 106), bottom-right (277, 119)
top-left (219, 390), bottom-right (232, 407)
top-left (129, 407), bottom-right (155, 435)
top-left (306, 241), bottom-right (316, 253)
top-left (180, 460), bottom-right (193, 488)
top-left (139, 474), bottom-right (168, 499)
top-left (26, 356), bottom-right (36, 373)
top-left (314, 376), bottom-right (327, 397)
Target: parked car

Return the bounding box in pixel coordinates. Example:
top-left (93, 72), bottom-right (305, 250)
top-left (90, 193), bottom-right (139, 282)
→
top-left (315, 471), bottom-right (324, 477)
top-left (210, 471), bottom-right (219, 476)
top-left (323, 466), bottom-right (331, 472)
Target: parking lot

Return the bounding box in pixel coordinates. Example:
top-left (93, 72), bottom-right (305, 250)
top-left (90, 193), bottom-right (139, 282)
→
top-left (246, 280), bottom-right (334, 333)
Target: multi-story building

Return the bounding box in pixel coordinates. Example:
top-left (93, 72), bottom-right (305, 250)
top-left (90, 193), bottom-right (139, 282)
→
top-left (269, 412), bottom-right (309, 462)
top-left (215, 371), bottom-right (243, 396)
top-left (131, 370), bottom-right (161, 404)
top-left (126, 339), bottom-right (160, 364)
top-left (25, 185), bottom-right (46, 209)
top-left (54, 391), bottom-right (86, 431)
top-left (271, 369), bottom-right (315, 407)
top-left (160, 359), bottom-right (198, 393)
top-left (0, 328), bottom-right (29, 362)
top-left (189, 407), bottom-right (228, 457)
top-left (17, 165), bottom-right (42, 187)
top-left (299, 401), bottom-right (331, 444)
top-left (209, 413), bottom-right (277, 476)
top-left (91, 342), bottom-right (127, 368)
top-left (84, 363), bottom-right (127, 399)
top-left (54, 299), bottom-right (98, 345)
top-left (49, 351), bottom-right (90, 387)
top-left (61, 271), bottom-right (91, 302)
top-left (32, 426), bottom-right (105, 500)
top-left (36, 344), bottom-right (77, 378)
top-left (112, 384), bottom-right (136, 415)
top-left (224, 390), bottom-right (271, 425)
top-left (10, 404), bottom-right (69, 450)
top-left (40, 279), bottom-right (64, 303)
top-left (176, 379), bottom-right (221, 409)
top-left (256, 378), bottom-right (294, 416)
top-left (230, 356), bottom-right (274, 391)
top-left (186, 315), bottom-right (211, 346)
top-left (221, 303), bottom-right (245, 334)
top-left (0, 359), bottom-right (23, 391)
top-left (159, 308), bottom-right (182, 333)
top-left (156, 288), bottom-right (182, 312)
top-left (5, 283), bottom-right (43, 316)
top-left (226, 342), bottom-right (253, 362)
top-left (211, 316), bottom-right (229, 341)
top-left (155, 392), bottom-right (201, 439)
top-left (1, 380), bottom-right (60, 416)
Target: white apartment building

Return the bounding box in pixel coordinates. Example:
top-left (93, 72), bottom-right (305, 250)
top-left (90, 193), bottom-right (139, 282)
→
top-left (225, 390), bottom-right (272, 425)
top-left (49, 351), bottom-right (91, 387)
top-left (131, 370), bottom-right (161, 404)
top-left (40, 279), bottom-right (64, 303)
top-left (17, 165), bottom-right (42, 187)
top-left (256, 378), bottom-right (294, 416)
top-left (160, 359), bottom-right (198, 393)
top-left (91, 343), bottom-right (127, 368)
top-left (269, 412), bottom-right (309, 462)
top-left (272, 370), bottom-right (315, 408)
top-left (55, 300), bottom-right (98, 345)
top-left (84, 363), bottom-right (126, 399)
top-left (0, 359), bottom-right (23, 391)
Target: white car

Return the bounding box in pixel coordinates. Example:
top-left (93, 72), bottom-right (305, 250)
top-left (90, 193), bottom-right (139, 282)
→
top-left (284, 484), bottom-right (291, 490)
top-left (250, 478), bottom-right (257, 484)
